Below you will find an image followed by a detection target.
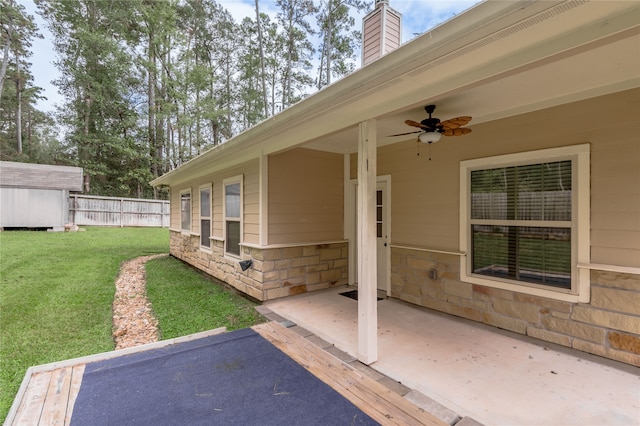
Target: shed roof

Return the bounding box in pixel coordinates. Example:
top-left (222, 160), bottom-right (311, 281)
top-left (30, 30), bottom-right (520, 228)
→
top-left (0, 161), bottom-right (83, 191)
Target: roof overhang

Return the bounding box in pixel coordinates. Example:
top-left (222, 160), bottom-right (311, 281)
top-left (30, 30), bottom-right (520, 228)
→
top-left (152, 0), bottom-right (640, 187)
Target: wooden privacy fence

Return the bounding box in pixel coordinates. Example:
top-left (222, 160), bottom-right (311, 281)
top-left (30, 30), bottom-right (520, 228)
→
top-left (69, 195), bottom-right (169, 227)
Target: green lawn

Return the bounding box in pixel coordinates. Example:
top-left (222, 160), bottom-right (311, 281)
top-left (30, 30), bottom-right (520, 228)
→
top-left (145, 256), bottom-right (265, 339)
top-left (0, 227), bottom-right (264, 423)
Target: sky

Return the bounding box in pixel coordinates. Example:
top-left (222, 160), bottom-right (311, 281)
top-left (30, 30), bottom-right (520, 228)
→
top-left (22, 0), bottom-right (480, 114)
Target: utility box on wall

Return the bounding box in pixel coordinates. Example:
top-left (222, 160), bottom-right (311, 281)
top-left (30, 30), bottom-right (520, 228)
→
top-left (0, 161), bottom-right (83, 230)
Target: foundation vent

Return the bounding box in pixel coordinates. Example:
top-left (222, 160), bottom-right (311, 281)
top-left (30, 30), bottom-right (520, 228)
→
top-left (362, 0), bottom-right (402, 66)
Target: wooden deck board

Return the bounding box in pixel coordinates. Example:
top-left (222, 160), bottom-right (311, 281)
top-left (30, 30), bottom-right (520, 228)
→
top-left (40, 367), bottom-right (72, 425)
top-left (10, 324), bottom-right (445, 425)
top-left (65, 365), bottom-right (85, 424)
top-left (13, 371), bottom-right (51, 425)
top-left (253, 321), bottom-right (447, 426)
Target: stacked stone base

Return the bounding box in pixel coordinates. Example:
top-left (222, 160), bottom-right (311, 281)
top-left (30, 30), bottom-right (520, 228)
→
top-left (170, 230), bottom-right (348, 301)
top-left (390, 247), bottom-right (640, 367)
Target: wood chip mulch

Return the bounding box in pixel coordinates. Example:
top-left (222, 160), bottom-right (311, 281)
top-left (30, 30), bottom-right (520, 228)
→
top-left (112, 254), bottom-right (167, 350)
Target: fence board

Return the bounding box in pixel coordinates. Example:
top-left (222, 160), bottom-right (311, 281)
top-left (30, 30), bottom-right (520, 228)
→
top-left (69, 195), bottom-right (169, 228)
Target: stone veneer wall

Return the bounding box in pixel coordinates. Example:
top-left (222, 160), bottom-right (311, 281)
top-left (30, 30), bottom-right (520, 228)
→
top-left (170, 230), bottom-right (348, 301)
top-left (390, 247), bottom-right (640, 367)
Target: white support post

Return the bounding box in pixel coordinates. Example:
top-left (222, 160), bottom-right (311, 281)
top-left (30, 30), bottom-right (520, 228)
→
top-left (357, 119), bottom-right (378, 364)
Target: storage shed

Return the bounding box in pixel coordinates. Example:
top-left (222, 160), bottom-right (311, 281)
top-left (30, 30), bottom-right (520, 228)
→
top-left (0, 161), bottom-right (83, 231)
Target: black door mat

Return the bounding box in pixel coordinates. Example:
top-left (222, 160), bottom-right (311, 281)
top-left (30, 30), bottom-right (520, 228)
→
top-left (339, 290), bottom-right (383, 301)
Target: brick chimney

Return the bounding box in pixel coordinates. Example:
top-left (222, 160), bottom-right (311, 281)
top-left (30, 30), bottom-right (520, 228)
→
top-left (362, 0), bottom-right (402, 66)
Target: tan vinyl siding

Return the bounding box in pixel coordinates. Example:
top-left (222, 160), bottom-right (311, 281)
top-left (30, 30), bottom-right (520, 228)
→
top-left (363, 9), bottom-right (382, 66)
top-left (169, 159), bottom-right (259, 245)
top-left (383, 11), bottom-right (401, 54)
top-left (170, 188), bottom-right (180, 229)
top-left (269, 148), bottom-right (344, 245)
top-left (213, 181), bottom-right (223, 239)
top-left (192, 189), bottom-right (200, 235)
top-left (362, 4), bottom-right (401, 66)
top-left (243, 164), bottom-right (260, 245)
top-left (370, 89), bottom-right (640, 267)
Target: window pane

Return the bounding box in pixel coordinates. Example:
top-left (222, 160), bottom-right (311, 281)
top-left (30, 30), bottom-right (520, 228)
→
top-left (201, 219), bottom-right (210, 247)
top-left (225, 183), bottom-right (240, 218)
top-left (226, 221), bottom-right (240, 256)
top-left (181, 193), bottom-right (191, 231)
top-left (471, 161), bottom-right (571, 221)
top-left (472, 225), bottom-right (571, 289)
top-left (200, 188), bottom-right (210, 217)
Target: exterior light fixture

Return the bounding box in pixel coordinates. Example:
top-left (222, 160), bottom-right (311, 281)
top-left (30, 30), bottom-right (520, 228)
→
top-left (419, 131), bottom-right (442, 144)
top-left (239, 259), bottom-right (253, 271)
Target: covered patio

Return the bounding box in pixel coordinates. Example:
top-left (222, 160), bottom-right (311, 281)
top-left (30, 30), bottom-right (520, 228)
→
top-left (265, 286), bottom-right (640, 426)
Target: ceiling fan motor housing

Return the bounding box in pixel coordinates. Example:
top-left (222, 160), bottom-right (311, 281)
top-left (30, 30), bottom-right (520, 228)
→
top-left (421, 105), bottom-right (441, 132)
top-left (420, 117), bottom-right (441, 131)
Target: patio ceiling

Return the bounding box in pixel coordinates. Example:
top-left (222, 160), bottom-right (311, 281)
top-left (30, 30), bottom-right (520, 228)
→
top-left (301, 29), bottom-right (640, 154)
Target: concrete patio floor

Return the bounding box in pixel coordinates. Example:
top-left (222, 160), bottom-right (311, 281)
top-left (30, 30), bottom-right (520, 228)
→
top-left (265, 286), bottom-right (640, 426)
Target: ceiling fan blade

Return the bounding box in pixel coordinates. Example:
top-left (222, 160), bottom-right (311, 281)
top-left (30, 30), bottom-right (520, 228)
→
top-left (439, 116), bottom-right (472, 130)
top-left (443, 127), bottom-right (472, 136)
top-left (405, 119), bottom-right (429, 130)
top-left (388, 130), bottom-right (422, 137)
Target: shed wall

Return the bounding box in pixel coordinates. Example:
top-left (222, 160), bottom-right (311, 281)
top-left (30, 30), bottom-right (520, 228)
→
top-left (0, 188), bottom-right (67, 228)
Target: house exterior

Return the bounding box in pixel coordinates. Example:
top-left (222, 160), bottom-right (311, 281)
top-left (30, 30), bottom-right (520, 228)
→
top-left (152, 1), bottom-right (640, 367)
top-left (0, 161), bottom-right (83, 230)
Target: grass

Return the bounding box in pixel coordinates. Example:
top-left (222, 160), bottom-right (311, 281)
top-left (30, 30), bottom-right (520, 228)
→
top-left (145, 256), bottom-right (265, 339)
top-left (0, 227), bottom-right (264, 423)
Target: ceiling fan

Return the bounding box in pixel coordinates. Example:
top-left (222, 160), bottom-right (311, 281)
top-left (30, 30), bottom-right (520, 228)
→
top-left (389, 105), bottom-right (472, 159)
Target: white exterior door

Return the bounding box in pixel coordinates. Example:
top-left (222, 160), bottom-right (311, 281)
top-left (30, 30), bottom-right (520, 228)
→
top-left (350, 177), bottom-right (390, 294)
top-left (376, 180), bottom-right (389, 292)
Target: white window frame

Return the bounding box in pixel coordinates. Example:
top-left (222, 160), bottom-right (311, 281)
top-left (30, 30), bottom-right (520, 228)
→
top-left (459, 144), bottom-right (590, 303)
top-left (223, 175), bottom-right (243, 258)
top-left (199, 184), bottom-right (212, 251)
top-left (180, 189), bottom-right (191, 235)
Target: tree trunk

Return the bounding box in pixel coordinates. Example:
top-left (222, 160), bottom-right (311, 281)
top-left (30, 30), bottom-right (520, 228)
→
top-left (15, 50), bottom-right (22, 154)
top-left (0, 20), bottom-right (12, 107)
top-left (255, 0), bottom-right (269, 117)
top-left (325, 0), bottom-right (333, 86)
top-left (148, 29), bottom-right (157, 197)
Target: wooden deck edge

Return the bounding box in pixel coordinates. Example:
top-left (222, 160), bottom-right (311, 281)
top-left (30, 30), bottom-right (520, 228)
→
top-left (4, 327), bottom-right (228, 426)
top-left (253, 321), bottom-right (448, 426)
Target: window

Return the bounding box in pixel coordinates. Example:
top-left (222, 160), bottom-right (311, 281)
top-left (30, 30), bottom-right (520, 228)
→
top-left (200, 185), bottom-right (211, 249)
top-left (224, 176), bottom-right (242, 257)
top-left (460, 145), bottom-right (590, 302)
top-left (180, 190), bottom-right (191, 233)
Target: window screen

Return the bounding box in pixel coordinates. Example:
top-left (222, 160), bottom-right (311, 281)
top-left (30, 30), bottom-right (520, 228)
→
top-left (470, 160), bottom-right (572, 289)
top-left (181, 192), bottom-right (191, 232)
top-left (225, 181), bottom-right (241, 256)
top-left (200, 187), bottom-right (211, 248)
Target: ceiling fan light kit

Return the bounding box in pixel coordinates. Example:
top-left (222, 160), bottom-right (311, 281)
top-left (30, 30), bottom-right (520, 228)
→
top-left (418, 131), bottom-right (442, 144)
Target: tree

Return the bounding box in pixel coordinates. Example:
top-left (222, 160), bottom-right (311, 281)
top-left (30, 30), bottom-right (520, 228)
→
top-left (29, 0), bottom-right (370, 198)
top-left (1, 0), bottom-right (42, 154)
top-left (315, 0), bottom-right (367, 89)
top-left (275, 0), bottom-right (316, 108)
top-left (37, 0), bottom-right (146, 196)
